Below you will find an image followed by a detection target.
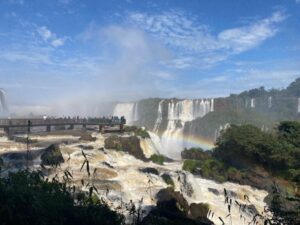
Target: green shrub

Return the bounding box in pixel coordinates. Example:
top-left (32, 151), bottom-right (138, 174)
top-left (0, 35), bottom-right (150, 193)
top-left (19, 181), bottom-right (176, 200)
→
top-left (182, 160), bottom-right (201, 173)
top-left (150, 154), bottom-right (165, 165)
top-left (0, 170), bottom-right (124, 225)
top-left (161, 173), bottom-right (174, 187)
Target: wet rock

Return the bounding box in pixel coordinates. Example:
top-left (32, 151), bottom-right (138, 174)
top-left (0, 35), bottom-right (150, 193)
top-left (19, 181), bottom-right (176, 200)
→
top-left (139, 167), bottom-right (159, 175)
top-left (104, 135), bottom-right (147, 161)
top-left (156, 188), bottom-right (190, 214)
top-left (14, 136), bottom-right (38, 144)
top-left (142, 188), bottom-right (213, 225)
top-left (0, 157), bottom-right (3, 167)
top-left (79, 133), bottom-right (96, 142)
top-left (161, 173), bottom-right (174, 187)
top-left (188, 203), bottom-right (210, 220)
top-left (41, 144), bottom-right (64, 166)
top-left (77, 145), bottom-right (94, 150)
top-left (102, 161), bottom-right (114, 169)
top-left (208, 188), bottom-right (219, 195)
top-left (98, 147), bottom-right (105, 151)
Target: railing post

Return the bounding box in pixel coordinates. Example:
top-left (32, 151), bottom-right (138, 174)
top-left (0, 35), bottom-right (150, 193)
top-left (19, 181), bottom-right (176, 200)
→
top-left (46, 125), bottom-right (51, 132)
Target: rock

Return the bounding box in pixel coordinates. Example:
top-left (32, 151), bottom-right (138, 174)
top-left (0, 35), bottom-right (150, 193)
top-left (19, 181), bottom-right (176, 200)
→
top-left (77, 145), bottom-right (94, 150)
top-left (41, 144), bottom-right (64, 166)
top-left (102, 161), bottom-right (114, 169)
top-left (161, 173), bottom-right (174, 187)
top-left (188, 203), bottom-right (210, 220)
top-left (98, 147), bottom-right (105, 151)
top-left (104, 135), bottom-right (147, 161)
top-left (79, 133), bottom-right (96, 142)
top-left (141, 188), bottom-right (213, 225)
top-left (0, 157), bottom-right (3, 167)
top-left (208, 188), bottom-right (219, 195)
top-left (139, 167), bottom-right (159, 175)
top-left (156, 188), bottom-right (190, 214)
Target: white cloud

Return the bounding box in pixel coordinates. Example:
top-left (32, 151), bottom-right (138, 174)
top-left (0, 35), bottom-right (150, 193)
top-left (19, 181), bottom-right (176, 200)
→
top-left (37, 26), bottom-right (67, 47)
top-left (37, 26), bottom-right (52, 41)
top-left (129, 10), bottom-right (286, 68)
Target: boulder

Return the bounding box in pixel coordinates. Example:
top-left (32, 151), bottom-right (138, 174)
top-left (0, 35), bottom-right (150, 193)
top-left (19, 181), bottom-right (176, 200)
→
top-left (77, 145), bottom-right (94, 150)
top-left (104, 135), bottom-right (147, 161)
top-left (156, 188), bottom-right (190, 214)
top-left (141, 188), bottom-right (213, 225)
top-left (188, 203), bottom-right (210, 220)
top-left (161, 173), bottom-right (174, 187)
top-left (139, 167), bottom-right (159, 175)
top-left (207, 188), bottom-right (219, 196)
top-left (41, 144), bottom-right (64, 166)
top-left (79, 133), bottom-right (96, 142)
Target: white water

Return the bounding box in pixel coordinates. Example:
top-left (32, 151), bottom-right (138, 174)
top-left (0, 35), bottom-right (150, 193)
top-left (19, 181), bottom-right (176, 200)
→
top-left (113, 102), bottom-right (139, 125)
top-left (153, 100), bottom-right (164, 132)
top-left (214, 123), bottom-right (230, 141)
top-left (268, 96), bottom-right (272, 109)
top-left (153, 99), bottom-right (214, 159)
top-left (250, 98), bottom-right (255, 108)
top-left (0, 132), bottom-right (271, 225)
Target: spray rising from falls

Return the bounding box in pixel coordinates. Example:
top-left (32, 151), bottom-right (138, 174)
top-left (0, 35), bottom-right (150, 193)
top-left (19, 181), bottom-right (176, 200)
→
top-left (113, 102), bottom-right (138, 125)
top-left (152, 99), bottom-right (214, 159)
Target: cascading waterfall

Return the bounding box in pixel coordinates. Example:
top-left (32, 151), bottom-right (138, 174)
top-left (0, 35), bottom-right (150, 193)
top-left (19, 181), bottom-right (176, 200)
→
top-left (214, 123), bottom-right (230, 141)
top-left (153, 99), bottom-right (214, 159)
top-left (153, 100), bottom-right (164, 132)
top-left (268, 96), bottom-right (272, 109)
top-left (0, 88), bottom-right (8, 116)
top-left (113, 102), bottom-right (138, 125)
top-left (250, 98), bottom-right (255, 108)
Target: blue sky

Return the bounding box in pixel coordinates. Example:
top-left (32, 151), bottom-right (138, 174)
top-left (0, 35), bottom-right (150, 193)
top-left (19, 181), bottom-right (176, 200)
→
top-left (0, 0), bottom-right (300, 111)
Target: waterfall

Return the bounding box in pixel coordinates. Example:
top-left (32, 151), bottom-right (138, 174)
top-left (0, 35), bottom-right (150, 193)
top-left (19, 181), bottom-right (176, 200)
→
top-left (268, 96), bottom-right (272, 109)
top-left (298, 98), bottom-right (300, 113)
top-left (0, 89), bottom-right (8, 116)
top-left (153, 99), bottom-right (214, 159)
top-left (214, 123), bottom-right (230, 141)
top-left (153, 100), bottom-right (164, 132)
top-left (113, 102), bottom-right (138, 125)
top-left (250, 98), bottom-right (255, 108)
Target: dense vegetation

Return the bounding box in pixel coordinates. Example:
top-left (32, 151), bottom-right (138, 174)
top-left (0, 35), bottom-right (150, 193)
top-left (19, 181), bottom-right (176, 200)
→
top-left (182, 121), bottom-right (300, 224)
top-left (0, 170), bottom-right (124, 225)
top-left (149, 154), bottom-right (165, 165)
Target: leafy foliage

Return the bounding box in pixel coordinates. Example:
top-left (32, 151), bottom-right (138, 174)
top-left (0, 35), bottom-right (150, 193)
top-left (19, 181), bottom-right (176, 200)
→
top-left (150, 154), bottom-right (165, 165)
top-left (0, 170), bottom-right (124, 225)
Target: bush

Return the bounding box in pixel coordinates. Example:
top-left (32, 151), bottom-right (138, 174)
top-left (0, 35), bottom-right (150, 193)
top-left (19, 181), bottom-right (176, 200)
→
top-left (0, 170), bottom-right (124, 225)
top-left (150, 154), bottom-right (165, 165)
top-left (182, 160), bottom-right (201, 174)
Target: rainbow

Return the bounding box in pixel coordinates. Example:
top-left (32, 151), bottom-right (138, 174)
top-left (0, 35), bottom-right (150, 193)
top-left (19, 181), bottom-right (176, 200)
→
top-left (153, 131), bottom-right (215, 150)
top-left (181, 133), bottom-right (215, 150)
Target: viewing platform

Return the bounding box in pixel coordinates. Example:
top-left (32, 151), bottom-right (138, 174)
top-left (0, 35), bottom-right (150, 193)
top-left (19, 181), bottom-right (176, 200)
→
top-left (0, 117), bottom-right (126, 135)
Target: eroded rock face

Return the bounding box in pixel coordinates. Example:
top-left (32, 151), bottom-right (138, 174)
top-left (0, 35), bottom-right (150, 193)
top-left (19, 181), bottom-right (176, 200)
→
top-left (156, 188), bottom-right (190, 214)
top-left (79, 134), bottom-right (96, 142)
top-left (139, 167), bottom-right (159, 175)
top-left (188, 203), bottom-right (210, 220)
top-left (41, 144), bottom-right (64, 166)
top-left (141, 188), bottom-right (213, 225)
top-left (104, 135), bottom-right (147, 161)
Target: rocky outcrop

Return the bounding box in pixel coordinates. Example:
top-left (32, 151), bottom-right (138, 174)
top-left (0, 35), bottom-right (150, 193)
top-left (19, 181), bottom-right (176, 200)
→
top-left (79, 133), bottom-right (96, 142)
top-left (104, 135), bottom-right (147, 161)
top-left (139, 167), bottom-right (159, 175)
top-left (41, 144), bottom-right (64, 166)
top-left (77, 145), bottom-right (94, 150)
top-left (141, 188), bottom-right (213, 225)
